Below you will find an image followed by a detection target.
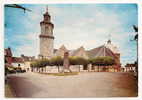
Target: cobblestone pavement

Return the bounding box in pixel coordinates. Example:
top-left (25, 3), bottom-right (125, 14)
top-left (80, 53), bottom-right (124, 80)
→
top-left (7, 72), bottom-right (138, 98)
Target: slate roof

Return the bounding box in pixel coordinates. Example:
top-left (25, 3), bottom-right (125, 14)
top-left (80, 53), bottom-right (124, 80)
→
top-left (71, 46), bottom-right (89, 59)
top-left (54, 45), bottom-right (68, 57)
top-left (21, 55), bottom-right (35, 61)
top-left (87, 45), bottom-right (117, 59)
top-left (12, 57), bottom-right (24, 63)
top-left (55, 44), bottom-right (118, 59)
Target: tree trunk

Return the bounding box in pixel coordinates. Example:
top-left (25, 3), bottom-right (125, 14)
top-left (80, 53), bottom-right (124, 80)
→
top-left (79, 65), bottom-right (80, 72)
top-left (42, 67), bottom-right (44, 73)
top-left (87, 65), bottom-right (89, 72)
top-left (44, 67), bottom-right (45, 73)
top-left (113, 67), bottom-right (115, 72)
top-left (38, 68), bottom-right (40, 73)
top-left (36, 67), bottom-right (38, 72)
top-left (93, 66), bottom-right (95, 72)
top-left (108, 66), bottom-right (109, 72)
top-left (38, 68), bottom-right (39, 73)
top-left (45, 66), bottom-right (47, 73)
top-left (45, 67), bottom-right (46, 73)
top-left (57, 66), bottom-right (60, 73)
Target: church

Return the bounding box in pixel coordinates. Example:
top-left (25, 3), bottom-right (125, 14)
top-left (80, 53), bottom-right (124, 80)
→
top-left (38, 7), bottom-right (121, 67)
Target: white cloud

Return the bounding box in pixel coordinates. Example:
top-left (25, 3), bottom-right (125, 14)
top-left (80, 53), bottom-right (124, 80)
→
top-left (8, 5), bottom-right (137, 65)
top-left (13, 32), bottom-right (39, 57)
top-left (53, 7), bottom-right (126, 51)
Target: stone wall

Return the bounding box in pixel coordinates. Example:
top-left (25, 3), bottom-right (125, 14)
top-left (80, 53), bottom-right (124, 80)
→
top-left (40, 37), bottom-right (54, 58)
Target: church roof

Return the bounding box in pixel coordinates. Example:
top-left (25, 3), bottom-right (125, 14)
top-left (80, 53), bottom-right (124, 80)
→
top-left (54, 45), bottom-right (68, 57)
top-left (59, 45), bottom-right (67, 51)
top-left (54, 42), bottom-right (119, 60)
top-left (44, 6), bottom-right (50, 16)
top-left (87, 45), bottom-right (117, 59)
top-left (105, 40), bottom-right (119, 54)
top-left (71, 46), bottom-right (89, 59)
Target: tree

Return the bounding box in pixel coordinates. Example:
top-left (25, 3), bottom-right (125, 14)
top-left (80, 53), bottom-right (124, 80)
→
top-left (103, 56), bottom-right (115, 66)
top-left (69, 56), bottom-right (89, 71)
top-left (30, 59), bottom-right (49, 73)
top-left (69, 56), bottom-right (78, 65)
top-left (39, 59), bottom-right (49, 72)
top-left (89, 56), bottom-right (115, 71)
top-left (76, 57), bottom-right (89, 70)
top-left (89, 56), bottom-right (115, 66)
top-left (50, 56), bottom-right (63, 72)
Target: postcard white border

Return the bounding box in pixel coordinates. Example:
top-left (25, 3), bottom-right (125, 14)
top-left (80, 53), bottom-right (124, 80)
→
top-left (0, 0), bottom-right (142, 100)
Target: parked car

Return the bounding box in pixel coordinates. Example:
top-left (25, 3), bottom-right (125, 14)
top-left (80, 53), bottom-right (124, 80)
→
top-left (16, 68), bottom-right (26, 73)
top-left (6, 66), bottom-right (26, 74)
top-left (7, 67), bottom-right (16, 74)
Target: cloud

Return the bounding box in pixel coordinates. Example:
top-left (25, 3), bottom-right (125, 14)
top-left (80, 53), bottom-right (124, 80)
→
top-left (12, 32), bottom-right (39, 57)
top-left (53, 8), bottom-right (128, 50)
top-left (5, 4), bottom-right (137, 65)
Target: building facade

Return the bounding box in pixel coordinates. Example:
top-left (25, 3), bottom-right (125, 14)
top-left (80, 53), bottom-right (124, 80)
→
top-left (39, 7), bottom-right (54, 59)
top-left (5, 47), bottom-right (13, 66)
top-left (105, 39), bottom-right (120, 66)
top-left (5, 47), bottom-right (35, 71)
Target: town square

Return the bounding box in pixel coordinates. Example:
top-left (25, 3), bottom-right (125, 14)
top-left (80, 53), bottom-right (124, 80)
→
top-left (4, 4), bottom-right (138, 98)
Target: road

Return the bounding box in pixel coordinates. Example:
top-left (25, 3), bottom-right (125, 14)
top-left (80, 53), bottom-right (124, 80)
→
top-left (7, 72), bottom-right (137, 98)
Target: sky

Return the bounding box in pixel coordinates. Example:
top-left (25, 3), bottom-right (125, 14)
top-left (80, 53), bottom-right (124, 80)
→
top-left (4, 4), bottom-right (138, 66)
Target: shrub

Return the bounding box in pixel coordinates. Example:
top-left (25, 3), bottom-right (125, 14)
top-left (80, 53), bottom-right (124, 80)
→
top-left (50, 56), bottom-right (63, 66)
top-left (89, 56), bottom-right (115, 66)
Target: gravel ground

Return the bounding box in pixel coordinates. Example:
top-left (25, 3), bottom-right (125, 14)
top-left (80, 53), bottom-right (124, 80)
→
top-left (7, 72), bottom-right (138, 98)
top-left (5, 84), bottom-right (15, 98)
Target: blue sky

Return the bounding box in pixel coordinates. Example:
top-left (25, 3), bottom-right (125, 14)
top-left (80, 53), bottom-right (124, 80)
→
top-left (5, 4), bottom-right (138, 66)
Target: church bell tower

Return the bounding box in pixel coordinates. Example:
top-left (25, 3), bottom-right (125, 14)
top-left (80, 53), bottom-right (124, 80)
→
top-left (39, 7), bottom-right (54, 59)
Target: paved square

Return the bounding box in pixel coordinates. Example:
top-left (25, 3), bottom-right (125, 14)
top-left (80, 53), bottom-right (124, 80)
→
top-left (7, 72), bottom-right (137, 98)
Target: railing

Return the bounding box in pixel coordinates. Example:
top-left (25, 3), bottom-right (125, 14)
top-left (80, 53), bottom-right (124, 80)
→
top-left (29, 65), bottom-right (136, 73)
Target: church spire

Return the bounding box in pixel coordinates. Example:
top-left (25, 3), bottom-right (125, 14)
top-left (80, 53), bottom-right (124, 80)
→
top-left (43, 5), bottom-right (51, 22)
top-left (107, 34), bottom-right (111, 44)
top-left (46, 5), bottom-right (48, 12)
